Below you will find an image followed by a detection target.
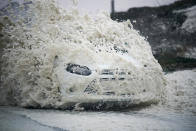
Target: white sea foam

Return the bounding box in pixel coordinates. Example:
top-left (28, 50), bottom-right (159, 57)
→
top-left (165, 69), bottom-right (196, 114)
top-left (175, 5), bottom-right (196, 33)
top-left (0, 0), bottom-right (166, 109)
